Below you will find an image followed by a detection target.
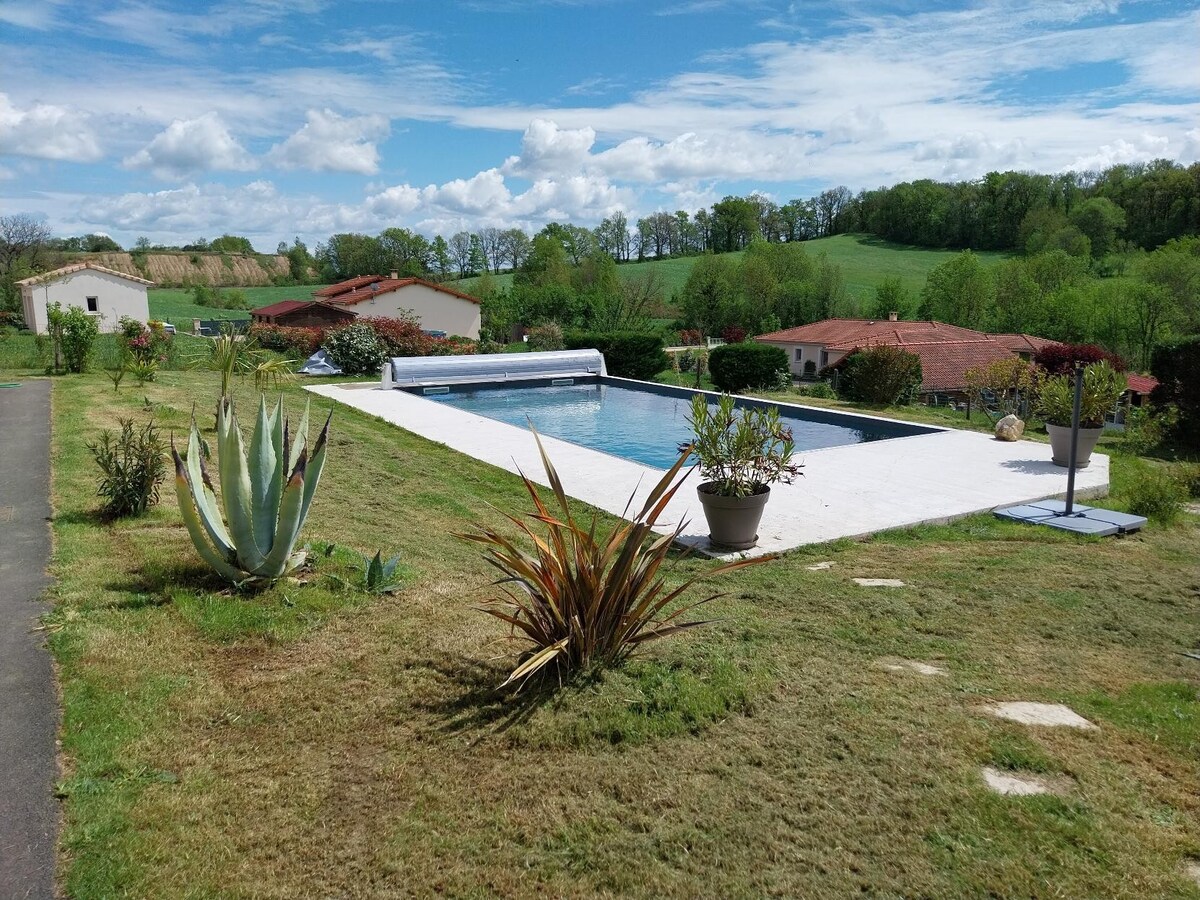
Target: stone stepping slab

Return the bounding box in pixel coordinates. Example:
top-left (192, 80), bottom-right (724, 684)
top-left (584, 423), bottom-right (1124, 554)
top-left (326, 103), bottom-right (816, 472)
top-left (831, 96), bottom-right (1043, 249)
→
top-left (805, 561), bottom-right (835, 571)
top-left (854, 578), bottom-right (906, 587)
top-left (981, 766), bottom-right (1072, 797)
top-left (879, 659), bottom-right (947, 677)
top-left (984, 702), bottom-right (1096, 729)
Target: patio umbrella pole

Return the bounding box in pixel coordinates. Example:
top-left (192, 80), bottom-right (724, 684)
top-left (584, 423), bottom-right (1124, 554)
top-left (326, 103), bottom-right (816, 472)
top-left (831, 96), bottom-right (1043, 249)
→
top-left (1064, 363), bottom-right (1084, 516)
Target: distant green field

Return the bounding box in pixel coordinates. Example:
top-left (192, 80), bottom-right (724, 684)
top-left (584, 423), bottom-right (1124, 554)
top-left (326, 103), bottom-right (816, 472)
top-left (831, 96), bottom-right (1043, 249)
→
top-left (806, 234), bottom-right (1010, 304)
top-left (458, 234), bottom-right (1011, 312)
top-left (149, 285), bottom-right (329, 326)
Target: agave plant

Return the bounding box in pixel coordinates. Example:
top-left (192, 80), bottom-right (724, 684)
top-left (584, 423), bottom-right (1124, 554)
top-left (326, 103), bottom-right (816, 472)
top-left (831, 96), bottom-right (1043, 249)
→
top-left (361, 550), bottom-right (403, 595)
top-left (173, 396), bottom-right (330, 584)
top-left (459, 428), bottom-right (767, 688)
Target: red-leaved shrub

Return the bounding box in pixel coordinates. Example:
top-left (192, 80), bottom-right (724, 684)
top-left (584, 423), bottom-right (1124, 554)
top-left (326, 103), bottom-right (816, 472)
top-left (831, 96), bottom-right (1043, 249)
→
top-left (248, 324), bottom-right (324, 357)
top-left (360, 315), bottom-right (433, 357)
top-left (721, 325), bottom-right (747, 344)
top-left (1034, 342), bottom-right (1126, 375)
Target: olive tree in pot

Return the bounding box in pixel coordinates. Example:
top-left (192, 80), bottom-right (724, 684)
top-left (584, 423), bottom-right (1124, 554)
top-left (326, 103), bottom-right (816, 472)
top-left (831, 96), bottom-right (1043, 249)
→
top-left (1035, 360), bottom-right (1127, 468)
top-left (682, 394), bottom-right (803, 550)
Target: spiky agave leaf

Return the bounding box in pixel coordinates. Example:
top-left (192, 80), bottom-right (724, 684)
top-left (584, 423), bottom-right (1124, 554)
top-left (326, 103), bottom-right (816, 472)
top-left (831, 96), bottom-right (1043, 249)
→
top-left (172, 442), bottom-right (243, 583)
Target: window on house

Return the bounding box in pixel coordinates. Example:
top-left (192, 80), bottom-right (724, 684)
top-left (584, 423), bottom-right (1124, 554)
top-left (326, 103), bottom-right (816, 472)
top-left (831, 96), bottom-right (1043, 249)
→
top-left (86, 296), bottom-right (98, 312)
top-left (820, 350), bottom-right (829, 367)
top-left (794, 348), bottom-right (803, 362)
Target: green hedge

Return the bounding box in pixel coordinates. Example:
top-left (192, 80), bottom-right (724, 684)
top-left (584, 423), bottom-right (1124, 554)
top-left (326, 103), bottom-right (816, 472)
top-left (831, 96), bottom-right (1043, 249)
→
top-left (834, 345), bottom-right (923, 405)
top-left (565, 331), bottom-right (668, 380)
top-left (708, 343), bottom-right (789, 392)
top-left (1151, 335), bottom-right (1200, 449)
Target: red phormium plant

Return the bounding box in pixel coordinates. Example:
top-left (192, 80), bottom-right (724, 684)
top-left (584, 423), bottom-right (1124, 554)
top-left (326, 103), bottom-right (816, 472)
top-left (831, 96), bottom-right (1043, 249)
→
top-left (458, 428), bottom-right (768, 688)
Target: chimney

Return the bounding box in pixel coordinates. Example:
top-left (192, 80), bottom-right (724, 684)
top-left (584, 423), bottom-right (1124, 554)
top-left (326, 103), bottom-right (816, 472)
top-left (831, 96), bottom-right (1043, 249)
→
top-left (389, 270), bottom-right (398, 281)
top-left (888, 311), bottom-right (898, 322)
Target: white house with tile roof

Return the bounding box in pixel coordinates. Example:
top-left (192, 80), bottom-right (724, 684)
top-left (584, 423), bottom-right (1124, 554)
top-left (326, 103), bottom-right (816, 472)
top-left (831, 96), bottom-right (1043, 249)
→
top-left (17, 262), bottom-right (155, 335)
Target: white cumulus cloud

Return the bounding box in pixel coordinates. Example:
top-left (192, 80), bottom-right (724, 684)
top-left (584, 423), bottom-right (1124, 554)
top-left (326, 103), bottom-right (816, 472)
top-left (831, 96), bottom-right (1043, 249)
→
top-left (124, 112), bottom-right (255, 178)
top-left (268, 108), bottom-right (390, 175)
top-left (0, 92), bottom-right (102, 162)
top-left (502, 118), bottom-right (596, 177)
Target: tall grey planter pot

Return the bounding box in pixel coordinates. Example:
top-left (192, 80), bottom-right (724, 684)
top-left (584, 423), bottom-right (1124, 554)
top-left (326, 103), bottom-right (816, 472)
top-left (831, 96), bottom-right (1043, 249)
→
top-left (1046, 423), bottom-right (1103, 468)
top-left (697, 483), bottom-right (770, 551)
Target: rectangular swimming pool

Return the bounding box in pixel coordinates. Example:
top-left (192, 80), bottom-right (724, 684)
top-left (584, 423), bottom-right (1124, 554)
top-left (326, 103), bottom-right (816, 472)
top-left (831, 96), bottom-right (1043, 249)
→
top-left (414, 378), bottom-right (937, 470)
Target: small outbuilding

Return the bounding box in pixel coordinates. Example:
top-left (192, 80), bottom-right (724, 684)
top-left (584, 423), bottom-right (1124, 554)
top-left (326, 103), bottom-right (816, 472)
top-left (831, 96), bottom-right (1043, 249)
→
top-left (17, 262), bottom-right (154, 334)
top-left (251, 299), bottom-right (356, 328)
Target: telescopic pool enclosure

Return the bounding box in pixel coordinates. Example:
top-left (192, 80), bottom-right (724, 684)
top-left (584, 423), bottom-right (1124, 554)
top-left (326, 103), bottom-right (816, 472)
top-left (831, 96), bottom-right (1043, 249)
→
top-left (382, 349), bottom-right (606, 389)
top-left (307, 351), bottom-right (1111, 558)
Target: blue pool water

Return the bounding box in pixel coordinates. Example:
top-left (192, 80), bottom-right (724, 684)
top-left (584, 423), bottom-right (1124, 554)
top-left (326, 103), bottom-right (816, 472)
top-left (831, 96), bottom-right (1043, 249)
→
top-left (422, 381), bottom-right (929, 470)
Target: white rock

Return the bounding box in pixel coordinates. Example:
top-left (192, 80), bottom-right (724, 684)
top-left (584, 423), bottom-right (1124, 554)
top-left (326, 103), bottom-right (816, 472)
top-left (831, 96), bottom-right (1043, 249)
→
top-left (995, 414), bottom-right (1025, 442)
top-left (981, 767), bottom-right (1069, 796)
top-left (854, 578), bottom-right (906, 587)
top-left (984, 702), bottom-right (1096, 729)
top-left (805, 561), bottom-right (835, 571)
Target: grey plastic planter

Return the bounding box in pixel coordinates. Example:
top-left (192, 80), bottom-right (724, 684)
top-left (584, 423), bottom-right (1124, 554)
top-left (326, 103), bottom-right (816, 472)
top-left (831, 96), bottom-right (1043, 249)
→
top-left (697, 483), bottom-right (770, 550)
top-left (1046, 423), bottom-right (1103, 468)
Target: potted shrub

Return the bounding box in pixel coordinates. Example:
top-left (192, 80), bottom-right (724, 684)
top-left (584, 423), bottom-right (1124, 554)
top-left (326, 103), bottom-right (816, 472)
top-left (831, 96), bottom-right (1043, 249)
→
top-left (1035, 360), bottom-right (1127, 468)
top-left (682, 394), bottom-right (803, 550)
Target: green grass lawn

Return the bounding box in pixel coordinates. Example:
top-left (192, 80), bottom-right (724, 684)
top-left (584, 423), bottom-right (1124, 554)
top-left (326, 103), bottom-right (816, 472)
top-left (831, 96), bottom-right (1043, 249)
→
top-left (148, 284), bottom-right (331, 328)
top-left (7, 359), bottom-right (1199, 897)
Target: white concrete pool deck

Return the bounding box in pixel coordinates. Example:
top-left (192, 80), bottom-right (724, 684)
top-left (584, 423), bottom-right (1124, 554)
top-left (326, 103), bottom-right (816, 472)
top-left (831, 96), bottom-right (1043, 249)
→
top-left (306, 382), bottom-right (1109, 559)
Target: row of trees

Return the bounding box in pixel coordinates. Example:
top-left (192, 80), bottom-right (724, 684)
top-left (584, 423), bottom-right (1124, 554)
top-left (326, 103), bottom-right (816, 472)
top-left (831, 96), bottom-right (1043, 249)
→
top-left (915, 238), bottom-right (1200, 369)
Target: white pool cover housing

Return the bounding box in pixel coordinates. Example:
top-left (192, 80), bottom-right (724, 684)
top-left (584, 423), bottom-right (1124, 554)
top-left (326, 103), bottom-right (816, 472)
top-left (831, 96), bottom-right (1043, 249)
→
top-left (381, 348), bottom-right (606, 388)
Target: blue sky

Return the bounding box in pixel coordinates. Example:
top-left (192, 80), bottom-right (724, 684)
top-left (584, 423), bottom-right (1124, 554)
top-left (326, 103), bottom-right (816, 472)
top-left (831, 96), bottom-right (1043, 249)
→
top-left (1, 0), bottom-right (1197, 251)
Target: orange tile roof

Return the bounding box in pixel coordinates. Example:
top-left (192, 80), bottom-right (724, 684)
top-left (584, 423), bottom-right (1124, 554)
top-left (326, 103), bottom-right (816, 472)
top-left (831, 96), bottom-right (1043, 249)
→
top-left (991, 333), bottom-right (1061, 354)
top-left (757, 318), bottom-right (987, 347)
top-left (902, 340), bottom-right (1017, 393)
top-left (316, 275), bottom-right (480, 305)
top-left (251, 299), bottom-right (354, 319)
top-left (1125, 373), bottom-right (1159, 394)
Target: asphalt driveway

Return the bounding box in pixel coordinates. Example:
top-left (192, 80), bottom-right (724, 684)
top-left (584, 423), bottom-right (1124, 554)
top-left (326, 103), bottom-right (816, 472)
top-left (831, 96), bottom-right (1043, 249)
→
top-left (0, 379), bottom-right (57, 900)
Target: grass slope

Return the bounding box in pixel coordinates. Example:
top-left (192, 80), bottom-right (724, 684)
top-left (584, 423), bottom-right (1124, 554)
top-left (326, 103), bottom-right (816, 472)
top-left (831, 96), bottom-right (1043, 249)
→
top-left (457, 234), bottom-right (1010, 312)
top-left (19, 362), bottom-right (1200, 898)
top-left (148, 285), bottom-right (331, 327)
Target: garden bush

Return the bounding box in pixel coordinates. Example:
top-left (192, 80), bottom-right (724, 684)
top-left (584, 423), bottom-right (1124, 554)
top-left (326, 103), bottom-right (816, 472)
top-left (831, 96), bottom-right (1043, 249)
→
top-left (428, 335), bottom-right (477, 355)
top-left (707, 342), bottom-right (789, 393)
top-left (527, 322), bottom-right (565, 352)
top-left (565, 331), bottom-right (668, 380)
top-left (360, 315), bottom-right (433, 358)
top-left (46, 302), bottom-right (100, 373)
top-left (1126, 469), bottom-right (1185, 523)
top-left (324, 322), bottom-right (386, 375)
top-left (1035, 342), bottom-right (1126, 375)
top-left (87, 417), bottom-right (167, 518)
top-left (248, 323), bottom-right (324, 358)
top-left (834, 345), bottom-right (922, 405)
top-left (799, 381), bottom-right (836, 399)
top-left (1150, 336), bottom-right (1200, 450)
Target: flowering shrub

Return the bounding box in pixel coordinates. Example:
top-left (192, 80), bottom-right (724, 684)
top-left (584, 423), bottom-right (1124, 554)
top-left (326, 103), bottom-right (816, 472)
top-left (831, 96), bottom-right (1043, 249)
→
top-left (117, 316), bottom-right (171, 363)
top-left (248, 323), bottom-right (324, 357)
top-left (324, 322), bottom-right (386, 375)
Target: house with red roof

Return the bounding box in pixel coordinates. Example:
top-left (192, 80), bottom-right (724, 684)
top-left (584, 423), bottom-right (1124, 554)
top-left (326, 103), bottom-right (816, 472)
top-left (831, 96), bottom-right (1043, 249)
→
top-left (314, 272), bottom-right (481, 339)
top-left (251, 299), bottom-right (355, 328)
top-left (755, 315), bottom-right (1059, 398)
